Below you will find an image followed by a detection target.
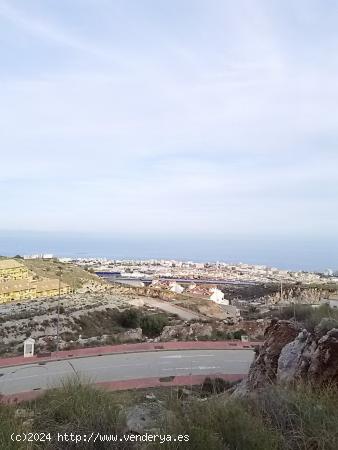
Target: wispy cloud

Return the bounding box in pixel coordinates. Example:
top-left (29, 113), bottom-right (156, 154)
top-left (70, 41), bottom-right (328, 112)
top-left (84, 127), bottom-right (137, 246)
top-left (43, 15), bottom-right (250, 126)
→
top-left (0, 0), bottom-right (113, 60)
top-left (0, 0), bottom-right (337, 245)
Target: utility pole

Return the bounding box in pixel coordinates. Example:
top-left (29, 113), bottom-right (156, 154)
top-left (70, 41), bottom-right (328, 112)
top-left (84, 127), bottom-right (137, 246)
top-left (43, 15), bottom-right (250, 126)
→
top-left (56, 266), bottom-right (62, 353)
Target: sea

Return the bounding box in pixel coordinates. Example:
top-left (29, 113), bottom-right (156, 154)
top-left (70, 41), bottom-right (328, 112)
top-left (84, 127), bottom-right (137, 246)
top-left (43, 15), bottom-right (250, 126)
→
top-left (0, 230), bottom-right (337, 272)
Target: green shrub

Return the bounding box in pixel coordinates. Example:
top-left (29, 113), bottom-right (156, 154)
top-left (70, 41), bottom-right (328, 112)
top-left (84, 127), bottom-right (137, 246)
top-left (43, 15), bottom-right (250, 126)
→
top-left (233, 329), bottom-right (246, 340)
top-left (30, 378), bottom-right (128, 449)
top-left (140, 314), bottom-right (168, 337)
top-left (117, 309), bottom-right (141, 328)
top-left (275, 304), bottom-right (338, 331)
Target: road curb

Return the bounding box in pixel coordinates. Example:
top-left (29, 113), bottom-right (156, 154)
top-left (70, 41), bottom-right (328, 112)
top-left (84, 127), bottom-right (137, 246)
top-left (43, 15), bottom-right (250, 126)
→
top-left (1, 373), bottom-right (247, 404)
top-left (0, 342), bottom-right (260, 369)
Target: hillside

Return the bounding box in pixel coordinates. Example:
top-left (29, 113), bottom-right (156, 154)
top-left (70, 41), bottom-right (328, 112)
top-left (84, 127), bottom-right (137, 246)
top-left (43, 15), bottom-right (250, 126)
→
top-left (21, 258), bottom-right (104, 289)
top-left (1, 307), bottom-right (338, 449)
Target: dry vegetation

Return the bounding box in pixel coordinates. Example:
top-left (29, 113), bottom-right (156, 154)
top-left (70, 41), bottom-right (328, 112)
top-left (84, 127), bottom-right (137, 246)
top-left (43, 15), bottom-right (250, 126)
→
top-left (21, 258), bottom-right (102, 289)
top-left (1, 379), bottom-right (337, 450)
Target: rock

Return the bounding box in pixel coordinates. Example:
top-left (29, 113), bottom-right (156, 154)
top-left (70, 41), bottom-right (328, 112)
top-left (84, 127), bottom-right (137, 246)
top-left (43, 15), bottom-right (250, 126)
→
top-left (231, 378), bottom-right (249, 398)
top-left (264, 287), bottom-right (333, 305)
top-left (14, 409), bottom-right (33, 419)
top-left (308, 328), bottom-right (338, 385)
top-left (145, 393), bottom-right (156, 400)
top-left (189, 323), bottom-right (213, 338)
top-left (128, 298), bottom-right (145, 308)
top-left (277, 329), bottom-right (310, 383)
top-left (125, 402), bottom-right (168, 433)
top-left (246, 319), bottom-right (338, 391)
top-left (181, 388), bottom-right (193, 396)
top-left (22, 419), bottom-right (34, 429)
top-left (247, 320), bottom-right (301, 390)
top-left (160, 323), bottom-right (213, 341)
top-left (117, 328), bottom-right (143, 342)
top-left (160, 325), bottom-right (188, 341)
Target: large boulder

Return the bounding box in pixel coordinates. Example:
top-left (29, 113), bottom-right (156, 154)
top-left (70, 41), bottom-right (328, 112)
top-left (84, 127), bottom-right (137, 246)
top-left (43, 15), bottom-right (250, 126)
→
top-left (160, 325), bottom-right (189, 341)
top-left (188, 323), bottom-right (213, 338)
top-left (117, 327), bottom-right (143, 342)
top-left (308, 328), bottom-right (338, 385)
top-left (277, 329), bottom-right (311, 383)
top-left (245, 319), bottom-right (338, 392)
top-left (247, 320), bottom-right (301, 390)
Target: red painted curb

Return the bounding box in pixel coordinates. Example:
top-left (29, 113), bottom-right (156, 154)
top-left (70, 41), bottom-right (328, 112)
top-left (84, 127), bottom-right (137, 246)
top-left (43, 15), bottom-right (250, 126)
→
top-left (1, 374), bottom-right (246, 404)
top-left (0, 341), bottom-right (260, 369)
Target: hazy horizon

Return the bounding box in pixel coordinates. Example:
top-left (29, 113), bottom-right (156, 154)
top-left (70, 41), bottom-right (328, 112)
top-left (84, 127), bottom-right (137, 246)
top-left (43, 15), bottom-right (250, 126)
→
top-left (1, 230), bottom-right (337, 272)
top-left (1, 1), bottom-right (337, 268)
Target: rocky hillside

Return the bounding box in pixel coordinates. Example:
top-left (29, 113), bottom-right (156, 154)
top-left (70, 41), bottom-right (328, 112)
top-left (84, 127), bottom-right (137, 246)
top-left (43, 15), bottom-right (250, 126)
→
top-left (219, 282), bottom-right (338, 304)
top-left (265, 286), bottom-right (336, 305)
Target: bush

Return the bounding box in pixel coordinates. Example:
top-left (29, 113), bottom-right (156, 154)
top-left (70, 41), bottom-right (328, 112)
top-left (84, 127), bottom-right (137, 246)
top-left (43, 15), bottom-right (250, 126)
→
top-left (233, 329), bottom-right (246, 340)
top-left (274, 304), bottom-right (338, 331)
top-left (140, 314), bottom-right (168, 337)
top-left (30, 378), bottom-right (129, 449)
top-left (117, 309), bottom-right (141, 328)
top-left (201, 377), bottom-right (232, 394)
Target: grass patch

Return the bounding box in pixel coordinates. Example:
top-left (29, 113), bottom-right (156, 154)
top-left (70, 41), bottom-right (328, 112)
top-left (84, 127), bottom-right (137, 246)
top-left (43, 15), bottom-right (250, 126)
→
top-left (2, 379), bottom-right (337, 449)
top-left (149, 383), bottom-right (338, 450)
top-left (151, 395), bottom-right (281, 450)
top-left (274, 304), bottom-right (338, 331)
top-left (249, 383), bottom-right (338, 450)
top-left (22, 259), bottom-right (103, 289)
top-left (0, 403), bottom-right (33, 450)
top-left (28, 378), bottom-right (130, 449)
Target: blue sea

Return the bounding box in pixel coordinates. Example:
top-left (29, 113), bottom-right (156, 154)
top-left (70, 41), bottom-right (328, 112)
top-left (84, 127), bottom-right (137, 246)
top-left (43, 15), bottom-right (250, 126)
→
top-left (0, 231), bottom-right (337, 272)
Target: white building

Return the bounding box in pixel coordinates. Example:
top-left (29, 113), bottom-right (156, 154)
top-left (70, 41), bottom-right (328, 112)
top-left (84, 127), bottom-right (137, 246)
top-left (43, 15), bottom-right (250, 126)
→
top-left (169, 282), bottom-right (185, 294)
top-left (42, 254), bottom-right (54, 259)
top-left (209, 288), bottom-right (229, 305)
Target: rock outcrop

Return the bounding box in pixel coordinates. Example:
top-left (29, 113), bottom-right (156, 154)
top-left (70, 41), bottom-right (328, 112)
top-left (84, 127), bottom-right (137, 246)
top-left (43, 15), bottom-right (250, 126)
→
top-left (307, 328), bottom-right (338, 385)
top-left (245, 319), bottom-right (338, 391)
top-left (265, 287), bottom-right (334, 305)
top-left (160, 323), bottom-right (213, 341)
top-left (247, 320), bottom-right (301, 389)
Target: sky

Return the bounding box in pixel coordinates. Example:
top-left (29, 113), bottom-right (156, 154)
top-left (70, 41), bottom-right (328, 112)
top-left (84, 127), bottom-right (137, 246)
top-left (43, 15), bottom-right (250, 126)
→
top-left (0, 1), bottom-right (338, 268)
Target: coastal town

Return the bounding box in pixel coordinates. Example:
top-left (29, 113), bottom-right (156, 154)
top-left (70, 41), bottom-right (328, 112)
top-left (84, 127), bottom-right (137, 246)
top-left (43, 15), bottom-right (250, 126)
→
top-left (1, 255), bottom-right (337, 358)
top-left (61, 256), bottom-right (338, 285)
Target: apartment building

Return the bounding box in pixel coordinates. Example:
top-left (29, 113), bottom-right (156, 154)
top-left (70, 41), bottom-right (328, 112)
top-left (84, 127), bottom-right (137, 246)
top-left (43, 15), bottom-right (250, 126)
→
top-left (0, 258), bottom-right (70, 303)
top-left (0, 259), bottom-right (29, 281)
top-left (0, 278), bottom-right (70, 303)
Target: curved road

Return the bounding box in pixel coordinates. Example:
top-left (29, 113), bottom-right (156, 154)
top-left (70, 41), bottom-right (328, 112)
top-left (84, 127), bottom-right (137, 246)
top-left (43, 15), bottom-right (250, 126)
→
top-left (0, 349), bottom-right (254, 395)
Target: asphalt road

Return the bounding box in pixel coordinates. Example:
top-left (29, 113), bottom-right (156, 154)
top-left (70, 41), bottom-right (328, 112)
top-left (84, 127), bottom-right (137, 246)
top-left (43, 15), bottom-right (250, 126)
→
top-left (0, 349), bottom-right (254, 395)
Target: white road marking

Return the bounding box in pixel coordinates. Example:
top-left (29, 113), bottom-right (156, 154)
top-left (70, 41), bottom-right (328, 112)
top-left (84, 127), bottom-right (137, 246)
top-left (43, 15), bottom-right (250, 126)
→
top-left (84, 363), bottom-right (146, 371)
top-left (160, 354), bottom-right (215, 359)
top-left (162, 366), bottom-right (220, 371)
